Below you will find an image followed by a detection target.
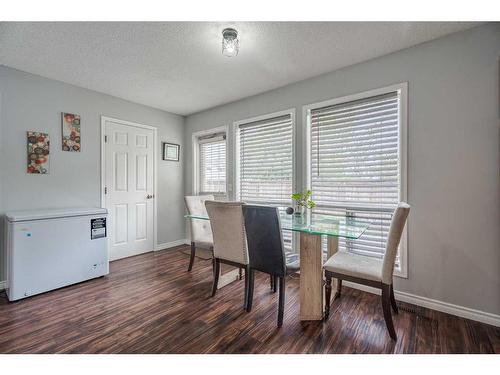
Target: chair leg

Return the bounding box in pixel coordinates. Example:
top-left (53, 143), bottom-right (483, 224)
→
top-left (277, 276), bottom-right (285, 327)
top-left (382, 284), bottom-right (397, 340)
top-left (324, 273), bottom-right (332, 320)
top-left (211, 259), bottom-right (220, 297)
top-left (239, 268), bottom-right (243, 280)
top-left (210, 246), bottom-right (215, 276)
top-left (390, 283), bottom-right (398, 314)
top-left (269, 274), bottom-right (274, 291)
top-left (272, 276), bottom-right (278, 293)
top-left (246, 269), bottom-right (254, 312)
top-left (243, 267), bottom-right (248, 310)
top-left (188, 242), bottom-right (196, 271)
top-left (335, 279), bottom-right (342, 300)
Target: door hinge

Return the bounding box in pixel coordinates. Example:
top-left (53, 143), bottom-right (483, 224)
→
top-left (104, 135), bottom-right (108, 143)
top-left (104, 187), bottom-right (107, 195)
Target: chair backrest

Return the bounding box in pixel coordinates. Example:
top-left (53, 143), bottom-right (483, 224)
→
top-left (184, 195), bottom-right (214, 244)
top-left (381, 202), bottom-right (410, 284)
top-left (243, 205), bottom-right (286, 277)
top-left (205, 200), bottom-right (249, 265)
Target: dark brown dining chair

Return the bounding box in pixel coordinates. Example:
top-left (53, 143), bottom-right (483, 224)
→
top-left (323, 202), bottom-right (410, 340)
top-left (242, 205), bottom-right (300, 327)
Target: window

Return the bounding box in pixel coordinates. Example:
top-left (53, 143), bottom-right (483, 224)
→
top-left (235, 111), bottom-right (294, 248)
top-left (307, 84), bottom-right (407, 276)
top-left (236, 113), bottom-right (293, 204)
top-left (197, 132), bottom-right (227, 195)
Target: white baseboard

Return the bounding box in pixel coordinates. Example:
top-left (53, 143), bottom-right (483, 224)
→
top-left (155, 239), bottom-right (189, 251)
top-left (343, 281), bottom-right (500, 327)
top-left (0, 280), bottom-right (6, 291)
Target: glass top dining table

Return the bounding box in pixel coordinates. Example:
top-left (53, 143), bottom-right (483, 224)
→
top-left (185, 207), bottom-right (372, 322)
top-left (185, 208), bottom-right (370, 240)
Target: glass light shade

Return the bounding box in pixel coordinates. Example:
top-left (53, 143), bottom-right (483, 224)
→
top-left (222, 28), bottom-right (239, 57)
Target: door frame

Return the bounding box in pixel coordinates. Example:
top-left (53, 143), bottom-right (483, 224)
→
top-left (100, 116), bottom-right (158, 256)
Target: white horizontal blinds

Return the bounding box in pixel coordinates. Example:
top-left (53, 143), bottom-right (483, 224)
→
top-left (238, 114), bottom-right (293, 250)
top-left (199, 134), bottom-right (226, 194)
top-left (238, 114), bottom-right (293, 206)
top-left (311, 92), bottom-right (400, 263)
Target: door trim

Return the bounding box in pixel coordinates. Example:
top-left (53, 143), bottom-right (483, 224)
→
top-left (100, 116), bottom-right (158, 255)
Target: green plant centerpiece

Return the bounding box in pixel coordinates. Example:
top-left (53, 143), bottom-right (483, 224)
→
top-left (291, 190), bottom-right (316, 216)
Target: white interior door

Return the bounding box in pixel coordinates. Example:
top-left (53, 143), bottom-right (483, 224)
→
top-left (104, 119), bottom-right (155, 261)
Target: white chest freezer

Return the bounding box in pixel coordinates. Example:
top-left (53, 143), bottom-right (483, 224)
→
top-left (4, 207), bottom-right (109, 301)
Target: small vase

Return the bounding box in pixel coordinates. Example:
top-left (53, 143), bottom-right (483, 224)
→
top-left (294, 205), bottom-right (306, 217)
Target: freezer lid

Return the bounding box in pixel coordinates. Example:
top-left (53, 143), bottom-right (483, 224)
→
top-left (5, 207), bottom-right (108, 222)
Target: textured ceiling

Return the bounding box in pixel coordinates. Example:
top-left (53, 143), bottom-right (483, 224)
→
top-left (0, 22), bottom-right (480, 115)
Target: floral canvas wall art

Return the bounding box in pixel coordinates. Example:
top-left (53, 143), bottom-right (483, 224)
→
top-left (62, 112), bottom-right (81, 152)
top-left (27, 131), bottom-right (50, 174)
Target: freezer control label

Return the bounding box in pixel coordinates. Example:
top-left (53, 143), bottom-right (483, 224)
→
top-left (91, 218), bottom-right (107, 239)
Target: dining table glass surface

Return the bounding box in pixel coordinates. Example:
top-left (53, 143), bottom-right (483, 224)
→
top-left (185, 208), bottom-right (371, 239)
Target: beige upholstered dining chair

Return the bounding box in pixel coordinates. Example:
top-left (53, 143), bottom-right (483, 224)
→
top-left (205, 201), bottom-right (250, 308)
top-left (323, 202), bottom-right (410, 340)
top-left (184, 195), bottom-right (214, 271)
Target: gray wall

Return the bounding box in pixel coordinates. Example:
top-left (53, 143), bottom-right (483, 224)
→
top-left (0, 66), bottom-right (186, 281)
top-left (185, 24), bottom-right (500, 315)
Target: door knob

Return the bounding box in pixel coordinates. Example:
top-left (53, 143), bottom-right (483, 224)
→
top-left (146, 194), bottom-right (154, 199)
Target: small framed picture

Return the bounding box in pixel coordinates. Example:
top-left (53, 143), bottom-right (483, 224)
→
top-left (162, 142), bottom-right (180, 161)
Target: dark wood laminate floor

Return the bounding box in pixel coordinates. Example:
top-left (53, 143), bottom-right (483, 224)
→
top-left (0, 246), bottom-right (498, 354)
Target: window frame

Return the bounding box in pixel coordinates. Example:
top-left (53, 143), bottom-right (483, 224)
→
top-left (302, 83), bottom-right (408, 278)
top-left (192, 125), bottom-right (229, 196)
top-left (232, 108), bottom-right (297, 204)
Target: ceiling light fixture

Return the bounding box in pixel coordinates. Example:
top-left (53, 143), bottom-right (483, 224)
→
top-left (222, 28), bottom-right (239, 57)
